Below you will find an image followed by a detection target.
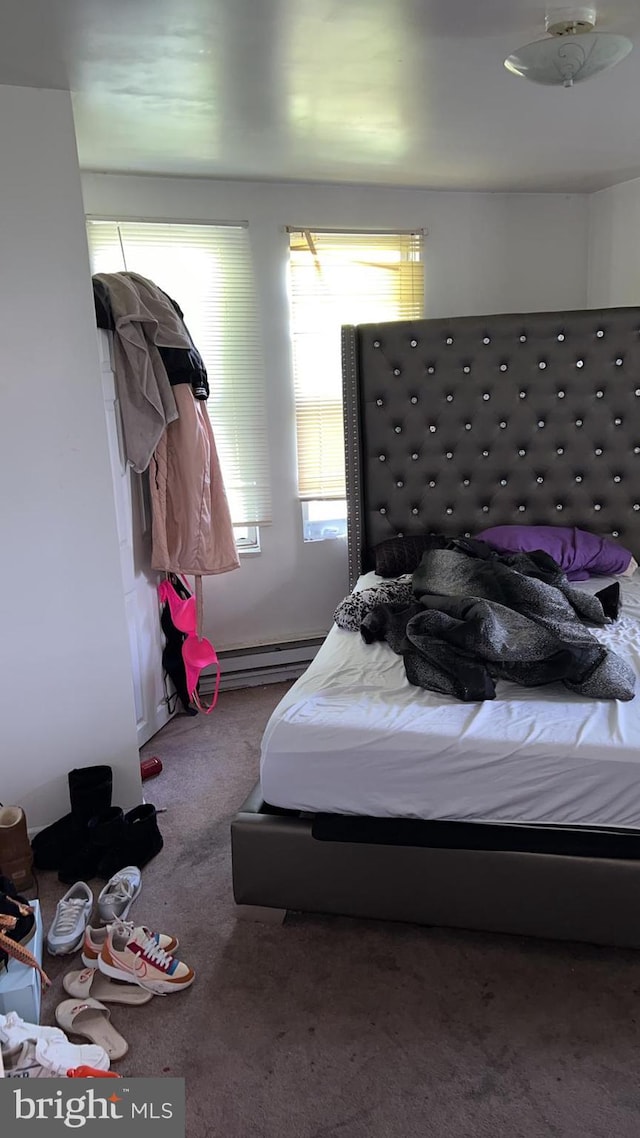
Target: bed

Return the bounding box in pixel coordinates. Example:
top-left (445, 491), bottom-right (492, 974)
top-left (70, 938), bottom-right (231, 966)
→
top-left (231, 305), bottom-right (640, 947)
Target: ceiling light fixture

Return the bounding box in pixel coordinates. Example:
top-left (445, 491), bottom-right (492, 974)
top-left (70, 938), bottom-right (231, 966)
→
top-left (504, 6), bottom-right (632, 88)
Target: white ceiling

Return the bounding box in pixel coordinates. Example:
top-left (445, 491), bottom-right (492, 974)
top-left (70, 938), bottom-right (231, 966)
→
top-left (2, 0), bottom-right (640, 191)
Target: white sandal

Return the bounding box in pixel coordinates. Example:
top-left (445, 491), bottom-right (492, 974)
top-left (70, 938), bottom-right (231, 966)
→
top-left (63, 966), bottom-right (153, 1005)
top-left (55, 998), bottom-right (128, 1062)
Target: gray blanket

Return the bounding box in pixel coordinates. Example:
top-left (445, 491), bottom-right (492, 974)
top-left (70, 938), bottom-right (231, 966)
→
top-left (355, 548), bottom-right (635, 701)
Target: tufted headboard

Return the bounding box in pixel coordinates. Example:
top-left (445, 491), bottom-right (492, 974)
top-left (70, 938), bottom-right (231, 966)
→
top-left (342, 307), bottom-right (640, 586)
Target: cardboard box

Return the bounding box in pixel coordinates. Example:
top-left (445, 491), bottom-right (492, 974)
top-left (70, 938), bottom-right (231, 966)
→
top-left (0, 900), bottom-right (43, 1024)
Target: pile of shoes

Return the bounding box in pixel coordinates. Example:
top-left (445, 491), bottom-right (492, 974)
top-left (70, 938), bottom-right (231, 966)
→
top-left (41, 866), bottom-right (195, 1067)
top-left (31, 765), bottom-right (163, 884)
top-left (0, 770), bottom-right (182, 1075)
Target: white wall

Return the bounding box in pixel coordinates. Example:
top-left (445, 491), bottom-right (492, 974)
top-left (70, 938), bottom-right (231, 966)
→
top-left (588, 177), bottom-right (640, 308)
top-left (0, 88), bottom-right (141, 828)
top-left (82, 173), bottom-right (589, 651)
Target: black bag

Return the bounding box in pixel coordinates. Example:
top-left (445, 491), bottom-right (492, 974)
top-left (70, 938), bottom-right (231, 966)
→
top-left (159, 574), bottom-right (198, 716)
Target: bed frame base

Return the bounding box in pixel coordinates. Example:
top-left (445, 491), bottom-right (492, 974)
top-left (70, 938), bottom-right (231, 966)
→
top-left (234, 903), bottom-right (287, 925)
top-left (231, 787), bottom-right (640, 948)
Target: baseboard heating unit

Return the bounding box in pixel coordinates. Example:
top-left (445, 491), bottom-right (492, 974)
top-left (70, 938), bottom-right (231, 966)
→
top-left (199, 637), bottom-right (324, 693)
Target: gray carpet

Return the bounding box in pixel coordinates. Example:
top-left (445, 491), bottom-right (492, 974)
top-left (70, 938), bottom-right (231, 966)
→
top-left (35, 682), bottom-right (640, 1138)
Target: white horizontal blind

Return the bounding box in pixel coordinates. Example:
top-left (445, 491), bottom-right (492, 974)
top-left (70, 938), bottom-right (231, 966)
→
top-left (289, 229), bottom-right (424, 500)
top-left (87, 219), bottom-right (271, 527)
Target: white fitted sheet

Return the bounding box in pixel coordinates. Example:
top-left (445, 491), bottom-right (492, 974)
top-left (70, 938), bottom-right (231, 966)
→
top-left (260, 571), bottom-right (640, 828)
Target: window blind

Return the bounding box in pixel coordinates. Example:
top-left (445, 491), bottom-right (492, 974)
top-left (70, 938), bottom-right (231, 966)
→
top-left (288, 229), bottom-right (424, 501)
top-left (87, 219), bottom-right (271, 527)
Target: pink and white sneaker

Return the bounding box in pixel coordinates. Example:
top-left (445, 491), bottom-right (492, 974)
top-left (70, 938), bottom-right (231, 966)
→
top-left (97, 923), bottom-right (194, 996)
top-left (81, 924), bottom-right (179, 969)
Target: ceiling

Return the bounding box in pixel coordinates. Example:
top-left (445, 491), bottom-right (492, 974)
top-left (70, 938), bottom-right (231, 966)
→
top-left (2, 0), bottom-right (640, 192)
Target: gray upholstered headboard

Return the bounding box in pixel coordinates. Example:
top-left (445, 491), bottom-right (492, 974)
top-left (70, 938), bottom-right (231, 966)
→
top-left (342, 307), bottom-right (640, 586)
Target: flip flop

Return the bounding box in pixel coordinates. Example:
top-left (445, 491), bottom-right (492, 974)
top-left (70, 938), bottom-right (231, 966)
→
top-left (63, 967), bottom-right (153, 1006)
top-left (55, 998), bottom-right (128, 1062)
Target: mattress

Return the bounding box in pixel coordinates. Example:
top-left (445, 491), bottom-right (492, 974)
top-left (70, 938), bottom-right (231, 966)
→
top-left (260, 570), bottom-right (640, 829)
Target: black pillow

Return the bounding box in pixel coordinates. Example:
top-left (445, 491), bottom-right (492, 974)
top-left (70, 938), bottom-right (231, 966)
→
top-left (374, 533), bottom-right (448, 577)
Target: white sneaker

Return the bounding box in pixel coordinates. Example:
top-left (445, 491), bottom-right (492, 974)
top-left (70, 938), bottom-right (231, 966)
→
top-left (98, 922), bottom-right (195, 995)
top-left (0, 1012), bottom-right (108, 1077)
top-left (1, 1038), bottom-right (109, 1077)
top-left (81, 923), bottom-right (179, 969)
top-left (97, 865), bottom-right (141, 924)
top-left (0, 1012), bottom-right (65, 1050)
top-left (46, 882), bottom-right (93, 955)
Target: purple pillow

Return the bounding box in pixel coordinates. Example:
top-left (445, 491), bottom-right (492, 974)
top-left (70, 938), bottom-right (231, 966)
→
top-left (475, 525), bottom-right (634, 581)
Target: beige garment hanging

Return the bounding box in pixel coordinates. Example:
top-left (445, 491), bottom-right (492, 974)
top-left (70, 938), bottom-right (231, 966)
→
top-left (149, 385), bottom-right (240, 576)
top-left (93, 272), bottom-right (188, 472)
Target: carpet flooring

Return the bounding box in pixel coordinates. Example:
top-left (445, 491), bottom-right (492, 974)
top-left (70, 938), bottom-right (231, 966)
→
top-left (35, 682), bottom-right (640, 1138)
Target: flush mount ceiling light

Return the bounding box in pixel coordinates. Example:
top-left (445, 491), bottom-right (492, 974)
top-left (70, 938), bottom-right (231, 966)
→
top-left (504, 5), bottom-right (632, 87)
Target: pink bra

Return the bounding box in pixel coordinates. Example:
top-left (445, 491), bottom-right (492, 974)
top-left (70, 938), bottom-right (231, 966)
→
top-left (158, 578), bottom-right (220, 714)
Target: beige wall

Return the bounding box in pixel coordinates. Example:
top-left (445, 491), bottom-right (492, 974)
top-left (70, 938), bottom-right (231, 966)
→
top-left (588, 178), bottom-right (640, 308)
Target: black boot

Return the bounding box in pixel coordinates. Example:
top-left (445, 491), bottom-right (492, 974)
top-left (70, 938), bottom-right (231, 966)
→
top-left (98, 804), bottom-right (164, 879)
top-left (58, 807), bottom-right (125, 885)
top-left (31, 813), bottom-right (74, 872)
top-left (32, 765), bottom-right (113, 872)
top-left (0, 875), bottom-right (35, 948)
top-left (68, 766), bottom-right (113, 825)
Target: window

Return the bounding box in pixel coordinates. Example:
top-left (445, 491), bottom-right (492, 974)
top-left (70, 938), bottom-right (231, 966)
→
top-left (302, 500), bottom-right (348, 543)
top-left (233, 525), bottom-right (261, 553)
top-left (87, 220), bottom-right (271, 535)
top-left (288, 229), bottom-right (424, 531)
